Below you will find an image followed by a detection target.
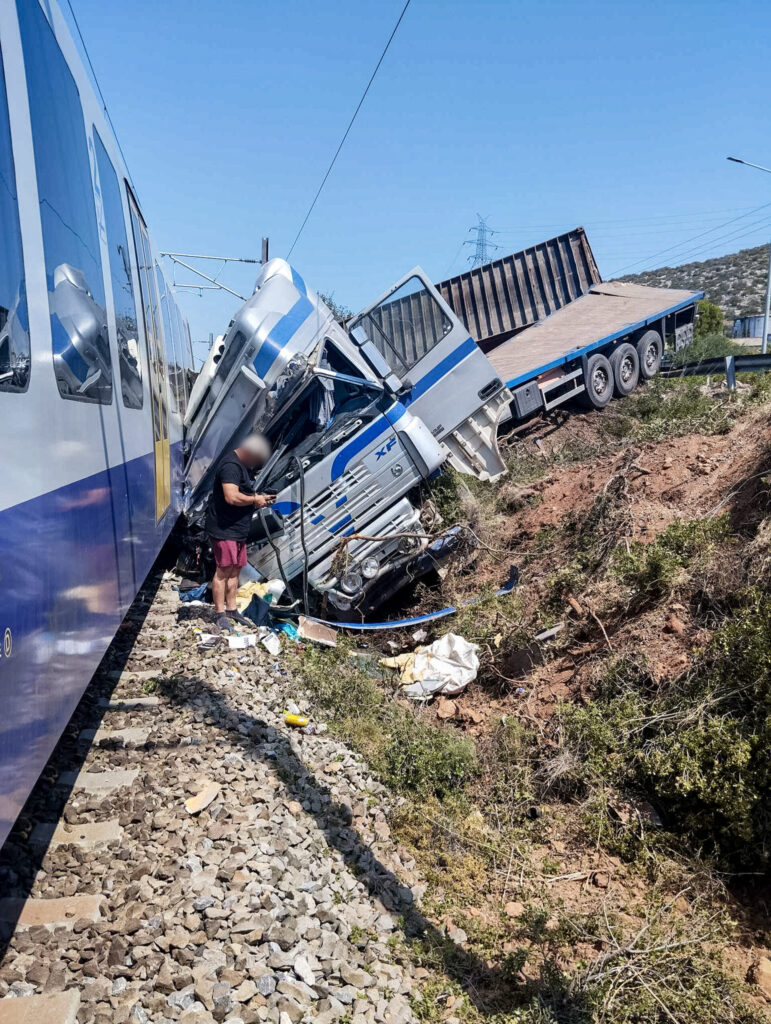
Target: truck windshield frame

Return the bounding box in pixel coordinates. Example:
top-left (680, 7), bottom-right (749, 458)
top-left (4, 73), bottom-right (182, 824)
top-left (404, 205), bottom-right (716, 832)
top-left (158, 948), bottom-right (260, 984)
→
top-left (354, 274), bottom-right (453, 375)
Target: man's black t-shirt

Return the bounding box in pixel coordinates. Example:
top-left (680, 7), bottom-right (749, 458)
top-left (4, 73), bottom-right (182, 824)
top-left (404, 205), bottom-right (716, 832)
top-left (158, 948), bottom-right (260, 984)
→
top-left (206, 452), bottom-right (256, 541)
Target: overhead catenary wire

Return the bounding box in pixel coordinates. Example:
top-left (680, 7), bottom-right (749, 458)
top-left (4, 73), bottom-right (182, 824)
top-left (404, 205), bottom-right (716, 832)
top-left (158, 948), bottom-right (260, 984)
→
top-left (286, 0), bottom-right (412, 259)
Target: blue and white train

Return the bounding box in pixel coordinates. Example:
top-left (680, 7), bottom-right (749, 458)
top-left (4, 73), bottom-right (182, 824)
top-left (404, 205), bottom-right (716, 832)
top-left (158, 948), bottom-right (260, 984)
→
top-left (0, 0), bottom-right (194, 849)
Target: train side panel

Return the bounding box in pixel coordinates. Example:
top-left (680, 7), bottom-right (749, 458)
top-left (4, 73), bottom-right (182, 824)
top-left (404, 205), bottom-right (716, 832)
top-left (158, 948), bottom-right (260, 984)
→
top-left (0, 0), bottom-right (191, 848)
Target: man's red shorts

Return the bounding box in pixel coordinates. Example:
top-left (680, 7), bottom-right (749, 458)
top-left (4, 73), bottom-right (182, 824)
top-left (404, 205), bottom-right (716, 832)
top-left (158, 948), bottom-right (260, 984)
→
top-left (211, 539), bottom-right (247, 568)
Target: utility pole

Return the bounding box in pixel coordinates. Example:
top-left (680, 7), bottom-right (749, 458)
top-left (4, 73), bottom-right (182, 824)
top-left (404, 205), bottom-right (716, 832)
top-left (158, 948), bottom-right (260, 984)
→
top-left (727, 156), bottom-right (771, 354)
top-left (464, 214), bottom-right (501, 268)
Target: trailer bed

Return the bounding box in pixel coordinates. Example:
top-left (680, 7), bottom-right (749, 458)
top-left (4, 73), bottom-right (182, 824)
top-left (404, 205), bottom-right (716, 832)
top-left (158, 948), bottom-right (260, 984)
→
top-left (488, 281), bottom-right (704, 389)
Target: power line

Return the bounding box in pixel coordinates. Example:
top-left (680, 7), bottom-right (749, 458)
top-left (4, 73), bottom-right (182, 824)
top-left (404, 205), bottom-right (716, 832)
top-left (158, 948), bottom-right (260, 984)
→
top-left (607, 216), bottom-right (771, 277)
top-left (607, 200), bottom-right (771, 277)
top-left (632, 216), bottom-right (771, 270)
top-left (286, 0), bottom-right (412, 259)
top-left (490, 207), bottom-right (761, 234)
top-left (64, 0), bottom-right (134, 190)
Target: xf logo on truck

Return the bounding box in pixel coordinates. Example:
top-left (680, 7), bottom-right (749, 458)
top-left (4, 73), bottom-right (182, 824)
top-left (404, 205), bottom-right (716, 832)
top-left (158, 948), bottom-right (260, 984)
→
top-left (375, 437), bottom-right (398, 460)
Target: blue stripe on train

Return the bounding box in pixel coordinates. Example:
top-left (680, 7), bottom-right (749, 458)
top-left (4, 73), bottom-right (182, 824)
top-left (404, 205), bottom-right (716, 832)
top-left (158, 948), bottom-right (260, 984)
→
top-left (0, 445), bottom-right (180, 849)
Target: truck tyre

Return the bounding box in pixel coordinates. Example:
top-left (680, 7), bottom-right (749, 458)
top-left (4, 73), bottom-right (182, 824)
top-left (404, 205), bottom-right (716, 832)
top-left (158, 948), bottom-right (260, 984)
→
top-left (580, 353), bottom-right (614, 409)
top-left (636, 329), bottom-right (663, 380)
top-left (609, 343), bottom-right (640, 397)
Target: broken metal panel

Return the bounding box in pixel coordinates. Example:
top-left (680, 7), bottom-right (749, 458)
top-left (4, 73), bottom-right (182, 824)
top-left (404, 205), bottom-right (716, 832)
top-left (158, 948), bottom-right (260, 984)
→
top-left (183, 259), bottom-right (373, 505)
top-left (183, 258), bottom-right (512, 614)
top-left (348, 266), bottom-right (511, 482)
top-left (433, 227), bottom-right (602, 350)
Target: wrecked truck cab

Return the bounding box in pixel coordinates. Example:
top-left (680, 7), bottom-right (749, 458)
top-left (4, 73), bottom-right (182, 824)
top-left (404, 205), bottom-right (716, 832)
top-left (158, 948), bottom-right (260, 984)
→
top-left (182, 259), bottom-right (511, 618)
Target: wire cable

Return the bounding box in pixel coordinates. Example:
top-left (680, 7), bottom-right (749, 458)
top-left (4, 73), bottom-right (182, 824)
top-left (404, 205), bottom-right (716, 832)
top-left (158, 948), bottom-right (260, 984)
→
top-left (286, 0), bottom-right (412, 259)
top-left (607, 200), bottom-right (771, 278)
top-left (635, 214), bottom-right (771, 269)
top-left (289, 455), bottom-right (310, 615)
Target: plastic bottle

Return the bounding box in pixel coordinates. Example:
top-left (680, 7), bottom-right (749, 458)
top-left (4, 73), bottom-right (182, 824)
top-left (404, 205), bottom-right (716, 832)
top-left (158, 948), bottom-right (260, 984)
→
top-left (265, 579), bottom-right (286, 604)
top-left (283, 711), bottom-right (310, 728)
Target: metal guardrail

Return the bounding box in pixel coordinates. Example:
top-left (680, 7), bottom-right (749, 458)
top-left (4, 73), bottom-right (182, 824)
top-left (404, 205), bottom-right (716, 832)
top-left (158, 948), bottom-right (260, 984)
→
top-left (660, 353), bottom-right (771, 389)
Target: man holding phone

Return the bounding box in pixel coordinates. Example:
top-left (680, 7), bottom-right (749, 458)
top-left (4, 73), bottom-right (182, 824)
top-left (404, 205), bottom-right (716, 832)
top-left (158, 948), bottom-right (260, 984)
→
top-left (206, 433), bottom-right (275, 632)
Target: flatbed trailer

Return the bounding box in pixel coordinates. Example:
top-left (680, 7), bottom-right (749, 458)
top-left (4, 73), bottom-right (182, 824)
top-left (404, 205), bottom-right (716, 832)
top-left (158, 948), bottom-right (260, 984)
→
top-left (486, 281), bottom-right (704, 418)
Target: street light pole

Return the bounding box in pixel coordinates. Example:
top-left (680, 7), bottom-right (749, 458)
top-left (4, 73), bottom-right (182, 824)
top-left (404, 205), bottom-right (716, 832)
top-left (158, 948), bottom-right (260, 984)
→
top-left (727, 156), bottom-right (771, 354)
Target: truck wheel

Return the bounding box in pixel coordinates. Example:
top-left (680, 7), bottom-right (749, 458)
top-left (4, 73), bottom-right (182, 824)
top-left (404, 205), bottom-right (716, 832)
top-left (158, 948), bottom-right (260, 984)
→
top-left (580, 353), bottom-right (614, 409)
top-left (636, 329), bottom-right (662, 380)
top-left (609, 343), bottom-right (640, 397)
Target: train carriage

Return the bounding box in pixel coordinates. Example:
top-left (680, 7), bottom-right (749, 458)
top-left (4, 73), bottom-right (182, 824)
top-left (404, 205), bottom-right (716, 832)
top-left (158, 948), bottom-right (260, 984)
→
top-left (0, 0), bottom-right (193, 849)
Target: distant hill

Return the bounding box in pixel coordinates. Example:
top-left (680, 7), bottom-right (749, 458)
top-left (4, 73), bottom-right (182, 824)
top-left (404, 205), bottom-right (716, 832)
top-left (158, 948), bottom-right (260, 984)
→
top-left (619, 243), bottom-right (768, 322)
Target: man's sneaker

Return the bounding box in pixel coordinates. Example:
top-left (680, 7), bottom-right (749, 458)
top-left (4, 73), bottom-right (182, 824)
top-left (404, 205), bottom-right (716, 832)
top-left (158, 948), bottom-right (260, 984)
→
top-left (215, 612), bottom-right (235, 633)
top-left (227, 610), bottom-right (255, 629)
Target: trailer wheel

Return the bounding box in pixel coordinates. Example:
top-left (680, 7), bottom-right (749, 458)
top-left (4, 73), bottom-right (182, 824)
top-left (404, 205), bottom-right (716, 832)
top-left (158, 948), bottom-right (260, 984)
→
top-left (609, 343), bottom-right (640, 397)
top-left (580, 353), bottom-right (614, 409)
top-left (636, 329), bottom-right (663, 380)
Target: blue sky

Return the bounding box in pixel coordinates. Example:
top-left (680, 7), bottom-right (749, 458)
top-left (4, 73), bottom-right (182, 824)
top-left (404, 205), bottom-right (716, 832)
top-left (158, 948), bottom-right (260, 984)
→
top-left (70, 0), bottom-right (771, 351)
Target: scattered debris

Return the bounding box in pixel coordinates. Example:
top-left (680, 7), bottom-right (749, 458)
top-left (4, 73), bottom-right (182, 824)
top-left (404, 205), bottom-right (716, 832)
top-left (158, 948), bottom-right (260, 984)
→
top-left (297, 616), bottom-right (338, 648)
top-left (226, 633), bottom-right (260, 649)
top-left (261, 632), bottom-right (281, 656)
top-left (184, 779), bottom-right (221, 815)
top-left (195, 632), bottom-right (221, 651)
top-left (380, 633), bottom-right (480, 700)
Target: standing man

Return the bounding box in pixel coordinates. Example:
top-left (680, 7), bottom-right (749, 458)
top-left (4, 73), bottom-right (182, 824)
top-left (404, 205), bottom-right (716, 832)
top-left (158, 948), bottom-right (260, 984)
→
top-left (206, 433), bottom-right (274, 632)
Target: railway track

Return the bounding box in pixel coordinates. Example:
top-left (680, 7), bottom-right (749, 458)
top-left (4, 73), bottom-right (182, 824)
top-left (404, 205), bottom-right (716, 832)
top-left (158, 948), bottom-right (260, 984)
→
top-left (0, 572), bottom-right (425, 1024)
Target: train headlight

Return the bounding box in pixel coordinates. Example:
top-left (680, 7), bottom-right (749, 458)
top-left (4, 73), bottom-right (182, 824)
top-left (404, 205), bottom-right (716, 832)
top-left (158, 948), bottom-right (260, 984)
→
top-left (361, 556), bottom-right (379, 580)
top-left (340, 571), bottom-right (363, 596)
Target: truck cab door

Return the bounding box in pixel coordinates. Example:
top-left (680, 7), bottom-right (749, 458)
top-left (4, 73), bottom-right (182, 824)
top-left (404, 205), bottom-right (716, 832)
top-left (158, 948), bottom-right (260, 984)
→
top-left (348, 268), bottom-right (510, 481)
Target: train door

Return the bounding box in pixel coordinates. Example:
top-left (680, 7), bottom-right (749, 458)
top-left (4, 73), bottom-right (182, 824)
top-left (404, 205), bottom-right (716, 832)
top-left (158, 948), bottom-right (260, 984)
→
top-left (127, 190), bottom-right (171, 521)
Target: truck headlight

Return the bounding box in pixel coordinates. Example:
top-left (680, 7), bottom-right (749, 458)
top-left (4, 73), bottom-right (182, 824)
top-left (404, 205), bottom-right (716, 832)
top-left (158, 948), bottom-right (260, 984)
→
top-left (361, 557), bottom-right (379, 580)
top-left (340, 571), bottom-right (363, 596)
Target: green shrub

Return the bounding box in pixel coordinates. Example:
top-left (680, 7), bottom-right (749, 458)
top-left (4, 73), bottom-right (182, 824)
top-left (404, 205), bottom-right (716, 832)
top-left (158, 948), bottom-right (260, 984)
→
top-left (426, 468), bottom-right (463, 524)
top-left (291, 641), bottom-right (477, 798)
top-left (612, 515), bottom-right (731, 600)
top-left (382, 713), bottom-right (477, 796)
top-left (561, 591), bottom-right (771, 868)
top-left (671, 330), bottom-right (742, 367)
top-left (745, 370), bottom-right (771, 404)
top-left (694, 299), bottom-right (725, 339)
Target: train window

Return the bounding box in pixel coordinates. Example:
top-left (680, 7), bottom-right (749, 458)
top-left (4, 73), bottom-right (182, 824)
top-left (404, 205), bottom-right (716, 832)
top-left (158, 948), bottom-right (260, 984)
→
top-left (93, 130), bottom-right (142, 409)
top-left (0, 45), bottom-right (29, 393)
top-left (18, 0), bottom-right (112, 404)
top-left (172, 303), bottom-right (189, 409)
top-left (155, 265), bottom-right (182, 415)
